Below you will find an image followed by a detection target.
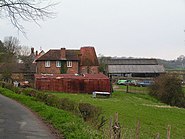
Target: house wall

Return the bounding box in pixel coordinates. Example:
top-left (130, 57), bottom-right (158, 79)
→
top-left (67, 61), bottom-right (79, 74)
top-left (36, 61), bottom-right (61, 74)
top-left (80, 66), bottom-right (99, 74)
top-left (37, 61), bottom-right (79, 74)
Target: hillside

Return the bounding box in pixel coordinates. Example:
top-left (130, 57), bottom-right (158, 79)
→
top-left (51, 86), bottom-right (185, 139)
top-left (157, 58), bottom-right (185, 70)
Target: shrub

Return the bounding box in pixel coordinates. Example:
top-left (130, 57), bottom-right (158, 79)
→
top-left (149, 74), bottom-right (185, 107)
top-left (58, 98), bottom-right (78, 113)
top-left (0, 81), bottom-right (6, 87)
top-left (21, 88), bottom-right (38, 97)
top-left (36, 91), bottom-right (49, 102)
top-left (3, 82), bottom-right (14, 90)
top-left (78, 103), bottom-right (102, 123)
top-left (0, 82), bottom-right (22, 94)
top-left (12, 86), bottom-right (22, 94)
top-left (45, 94), bottom-right (59, 107)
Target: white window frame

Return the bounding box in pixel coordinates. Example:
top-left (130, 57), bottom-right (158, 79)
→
top-left (67, 61), bottom-right (72, 67)
top-left (56, 61), bottom-right (61, 67)
top-left (45, 61), bottom-right (50, 67)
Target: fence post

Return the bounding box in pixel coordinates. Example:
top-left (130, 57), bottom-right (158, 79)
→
top-left (112, 112), bottom-right (121, 139)
top-left (110, 117), bottom-right (113, 139)
top-left (135, 120), bottom-right (140, 139)
top-left (167, 125), bottom-right (171, 139)
top-left (155, 133), bottom-right (160, 139)
top-left (126, 85), bottom-right (129, 93)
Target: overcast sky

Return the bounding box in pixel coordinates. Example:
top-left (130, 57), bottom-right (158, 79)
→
top-left (1, 0), bottom-right (185, 60)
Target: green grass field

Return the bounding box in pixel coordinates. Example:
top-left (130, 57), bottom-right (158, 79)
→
top-left (49, 86), bottom-right (185, 139)
top-left (117, 85), bottom-right (149, 93)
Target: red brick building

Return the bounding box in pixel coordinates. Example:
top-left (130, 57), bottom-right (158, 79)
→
top-left (35, 47), bottom-right (99, 74)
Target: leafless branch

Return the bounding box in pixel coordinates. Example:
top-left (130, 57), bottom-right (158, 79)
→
top-left (0, 0), bottom-right (57, 33)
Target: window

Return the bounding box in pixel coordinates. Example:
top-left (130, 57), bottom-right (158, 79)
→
top-left (45, 61), bottom-right (50, 67)
top-left (67, 61), bottom-right (72, 67)
top-left (56, 61), bottom-right (61, 67)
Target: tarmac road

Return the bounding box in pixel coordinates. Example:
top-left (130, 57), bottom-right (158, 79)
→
top-left (0, 94), bottom-right (56, 139)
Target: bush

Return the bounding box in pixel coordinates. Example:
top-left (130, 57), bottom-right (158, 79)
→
top-left (21, 88), bottom-right (38, 97)
top-left (0, 81), bottom-right (22, 94)
top-left (0, 81), bottom-right (6, 87)
top-left (149, 74), bottom-right (185, 107)
top-left (12, 86), bottom-right (22, 94)
top-left (78, 103), bottom-right (102, 123)
top-left (45, 94), bottom-right (59, 107)
top-left (3, 82), bottom-right (14, 90)
top-left (58, 98), bottom-right (78, 113)
top-left (36, 91), bottom-right (49, 102)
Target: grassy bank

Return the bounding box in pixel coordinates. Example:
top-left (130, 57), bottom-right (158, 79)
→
top-left (0, 87), bottom-right (101, 139)
top-left (50, 90), bottom-right (185, 139)
top-left (1, 85), bottom-right (185, 138)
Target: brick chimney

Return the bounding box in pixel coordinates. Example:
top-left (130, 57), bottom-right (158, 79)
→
top-left (36, 51), bottom-right (38, 56)
top-left (31, 47), bottom-right (34, 54)
top-left (60, 48), bottom-right (66, 60)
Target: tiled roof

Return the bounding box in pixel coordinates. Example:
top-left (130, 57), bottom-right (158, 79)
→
top-left (66, 50), bottom-right (81, 60)
top-left (36, 50), bottom-right (61, 61)
top-left (36, 49), bottom-right (80, 61)
top-left (36, 47), bottom-right (99, 66)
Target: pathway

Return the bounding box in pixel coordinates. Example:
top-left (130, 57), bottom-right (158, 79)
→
top-left (0, 94), bottom-right (56, 139)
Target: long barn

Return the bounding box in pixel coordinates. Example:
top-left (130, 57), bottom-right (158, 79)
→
top-left (103, 58), bottom-right (165, 79)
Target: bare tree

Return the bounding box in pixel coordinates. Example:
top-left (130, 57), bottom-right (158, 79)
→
top-left (0, 40), bottom-right (6, 63)
top-left (19, 46), bottom-right (34, 66)
top-left (0, 0), bottom-right (56, 32)
top-left (20, 45), bottom-right (31, 56)
top-left (3, 36), bottom-right (21, 63)
top-left (4, 36), bottom-right (21, 55)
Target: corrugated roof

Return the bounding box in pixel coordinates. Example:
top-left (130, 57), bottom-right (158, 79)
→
top-left (104, 58), bottom-right (158, 65)
top-left (35, 73), bottom-right (108, 79)
top-left (108, 65), bottom-right (165, 73)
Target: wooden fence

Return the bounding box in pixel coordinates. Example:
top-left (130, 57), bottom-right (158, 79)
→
top-left (107, 113), bottom-right (171, 139)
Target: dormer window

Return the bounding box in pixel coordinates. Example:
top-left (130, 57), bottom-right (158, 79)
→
top-left (67, 61), bottom-right (72, 67)
top-left (56, 61), bottom-right (61, 67)
top-left (45, 61), bottom-right (50, 67)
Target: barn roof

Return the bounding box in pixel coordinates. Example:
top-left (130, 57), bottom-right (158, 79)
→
top-left (108, 65), bottom-right (165, 73)
top-left (103, 58), bottom-right (158, 65)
